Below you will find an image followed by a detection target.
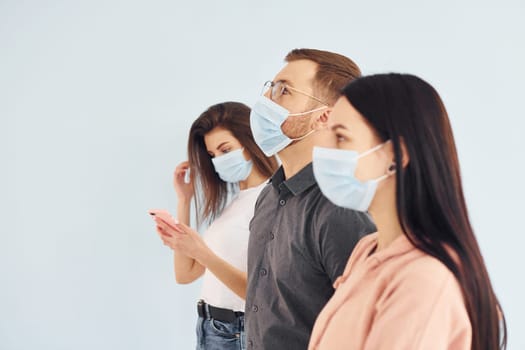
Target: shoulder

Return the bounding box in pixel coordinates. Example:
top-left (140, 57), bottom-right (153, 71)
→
top-left (394, 252), bottom-right (457, 286)
top-left (381, 251), bottom-right (468, 319)
top-left (253, 182), bottom-right (273, 208)
top-left (240, 181), bottom-right (269, 203)
top-left (392, 253), bottom-right (471, 346)
top-left (363, 248), bottom-right (471, 349)
top-left (351, 234), bottom-right (378, 260)
top-left (311, 194), bottom-right (375, 237)
top-left (334, 234), bottom-right (379, 288)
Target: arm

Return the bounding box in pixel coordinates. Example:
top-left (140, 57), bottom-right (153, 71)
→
top-left (171, 198), bottom-right (205, 284)
top-left (170, 161), bottom-right (204, 284)
top-left (157, 220), bottom-right (247, 299)
top-left (318, 207), bottom-right (375, 283)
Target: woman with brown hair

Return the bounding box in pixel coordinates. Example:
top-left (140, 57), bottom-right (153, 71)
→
top-left (153, 102), bottom-right (278, 350)
top-left (308, 73), bottom-right (506, 349)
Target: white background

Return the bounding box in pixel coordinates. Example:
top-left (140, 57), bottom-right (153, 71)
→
top-left (1, 0), bottom-right (524, 349)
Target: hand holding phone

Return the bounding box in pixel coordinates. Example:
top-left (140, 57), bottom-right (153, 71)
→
top-left (148, 209), bottom-right (181, 231)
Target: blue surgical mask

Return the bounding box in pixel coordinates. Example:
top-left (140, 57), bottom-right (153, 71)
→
top-left (250, 96), bottom-right (327, 156)
top-left (312, 142), bottom-right (391, 212)
top-left (211, 148), bottom-right (253, 183)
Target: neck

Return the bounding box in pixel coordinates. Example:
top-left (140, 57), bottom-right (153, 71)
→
top-left (367, 180), bottom-right (404, 252)
top-left (239, 168), bottom-right (267, 190)
top-left (277, 138), bottom-right (314, 179)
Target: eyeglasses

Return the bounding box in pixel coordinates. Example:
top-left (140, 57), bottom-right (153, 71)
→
top-left (262, 80), bottom-right (328, 106)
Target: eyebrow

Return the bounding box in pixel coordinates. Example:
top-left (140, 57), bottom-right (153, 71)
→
top-left (276, 78), bottom-right (294, 87)
top-left (215, 141), bottom-right (229, 151)
top-left (331, 124), bottom-right (348, 131)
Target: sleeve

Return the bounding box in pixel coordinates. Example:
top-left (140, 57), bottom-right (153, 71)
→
top-left (317, 207), bottom-right (375, 283)
top-left (249, 184), bottom-right (270, 231)
top-left (363, 272), bottom-right (471, 350)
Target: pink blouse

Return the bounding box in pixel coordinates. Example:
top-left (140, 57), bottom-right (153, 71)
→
top-left (308, 233), bottom-right (471, 350)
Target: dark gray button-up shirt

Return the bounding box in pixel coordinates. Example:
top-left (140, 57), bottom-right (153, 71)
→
top-left (245, 164), bottom-right (376, 349)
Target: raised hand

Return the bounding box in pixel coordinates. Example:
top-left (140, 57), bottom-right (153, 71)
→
top-left (173, 161), bottom-right (194, 202)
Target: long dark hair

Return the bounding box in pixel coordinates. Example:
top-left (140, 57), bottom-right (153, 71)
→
top-left (342, 74), bottom-right (506, 350)
top-left (188, 101), bottom-right (278, 225)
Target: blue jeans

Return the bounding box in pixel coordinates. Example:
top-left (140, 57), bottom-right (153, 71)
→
top-left (196, 314), bottom-right (245, 350)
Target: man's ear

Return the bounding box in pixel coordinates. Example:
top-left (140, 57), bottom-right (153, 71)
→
top-left (312, 108), bottom-right (332, 130)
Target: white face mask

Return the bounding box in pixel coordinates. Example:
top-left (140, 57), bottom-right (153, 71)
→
top-left (211, 148), bottom-right (253, 183)
top-left (249, 96), bottom-right (327, 156)
top-left (312, 141), bottom-right (392, 212)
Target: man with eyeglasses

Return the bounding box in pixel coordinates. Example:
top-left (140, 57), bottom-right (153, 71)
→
top-left (245, 48), bottom-right (376, 349)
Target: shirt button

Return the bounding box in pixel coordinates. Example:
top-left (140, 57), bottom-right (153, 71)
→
top-left (269, 232), bottom-right (275, 240)
top-left (252, 305), bottom-right (258, 312)
top-left (279, 199), bottom-right (286, 206)
top-left (260, 268), bottom-right (267, 276)
top-left (248, 340), bottom-right (253, 347)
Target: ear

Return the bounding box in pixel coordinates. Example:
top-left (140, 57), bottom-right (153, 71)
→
top-left (311, 108), bottom-right (332, 130)
top-left (398, 137), bottom-right (410, 168)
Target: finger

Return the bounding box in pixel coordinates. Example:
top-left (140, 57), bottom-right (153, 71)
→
top-left (172, 231), bottom-right (189, 240)
top-left (157, 222), bottom-right (174, 235)
top-left (155, 220), bottom-right (175, 236)
top-left (158, 227), bottom-right (173, 238)
top-left (155, 217), bottom-right (184, 234)
top-left (154, 216), bottom-right (169, 228)
top-left (175, 222), bottom-right (193, 234)
top-left (178, 161), bottom-right (190, 169)
top-left (155, 226), bottom-right (171, 240)
top-left (174, 162), bottom-right (190, 175)
top-left (174, 168), bottom-right (187, 177)
top-left (160, 235), bottom-right (171, 245)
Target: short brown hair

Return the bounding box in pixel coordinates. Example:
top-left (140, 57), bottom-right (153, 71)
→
top-left (285, 48), bottom-right (361, 105)
top-left (188, 102), bottom-right (278, 225)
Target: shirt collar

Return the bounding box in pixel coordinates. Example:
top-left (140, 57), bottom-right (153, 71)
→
top-left (271, 163), bottom-right (317, 196)
top-left (366, 233), bottom-right (416, 264)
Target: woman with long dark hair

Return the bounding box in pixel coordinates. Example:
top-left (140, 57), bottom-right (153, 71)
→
top-left (308, 74), bottom-right (506, 349)
top-left (153, 102), bottom-right (278, 350)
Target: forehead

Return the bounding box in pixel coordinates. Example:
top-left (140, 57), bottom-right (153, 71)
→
top-left (331, 97), bottom-right (372, 133)
top-left (273, 59), bottom-right (318, 88)
top-left (331, 97), bottom-right (359, 124)
top-left (204, 127), bottom-right (237, 149)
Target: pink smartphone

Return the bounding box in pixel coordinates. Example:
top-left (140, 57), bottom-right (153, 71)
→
top-left (148, 209), bottom-right (180, 231)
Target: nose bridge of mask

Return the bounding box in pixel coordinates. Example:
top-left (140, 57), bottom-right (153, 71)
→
top-left (253, 96), bottom-right (290, 124)
top-left (313, 146), bottom-right (359, 174)
top-left (212, 148), bottom-right (245, 166)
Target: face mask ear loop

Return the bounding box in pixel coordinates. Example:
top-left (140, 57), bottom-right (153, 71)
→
top-left (288, 106), bottom-right (328, 117)
top-left (357, 141), bottom-right (389, 160)
top-left (374, 162), bottom-right (397, 184)
top-left (290, 129), bottom-right (316, 142)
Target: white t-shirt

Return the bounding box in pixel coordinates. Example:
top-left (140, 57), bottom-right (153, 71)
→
top-left (199, 182), bottom-right (266, 312)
